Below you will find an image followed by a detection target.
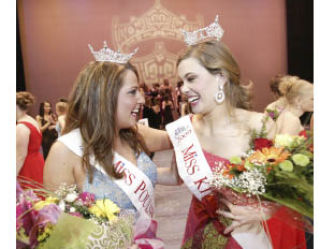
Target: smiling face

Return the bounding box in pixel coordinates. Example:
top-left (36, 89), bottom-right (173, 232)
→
top-left (178, 57), bottom-right (225, 115)
top-left (115, 69), bottom-right (145, 129)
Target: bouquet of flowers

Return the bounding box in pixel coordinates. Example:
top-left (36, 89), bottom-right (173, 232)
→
top-left (16, 183), bottom-right (134, 249)
top-left (265, 108), bottom-right (281, 121)
top-left (211, 131), bottom-right (313, 220)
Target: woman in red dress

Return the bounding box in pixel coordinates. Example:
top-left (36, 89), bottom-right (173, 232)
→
top-left (16, 92), bottom-right (44, 188)
top-left (169, 38), bottom-right (307, 248)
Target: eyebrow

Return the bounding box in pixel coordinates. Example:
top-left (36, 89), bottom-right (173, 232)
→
top-left (183, 72), bottom-right (195, 79)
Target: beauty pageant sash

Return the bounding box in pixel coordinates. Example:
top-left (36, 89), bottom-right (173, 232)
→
top-left (58, 129), bottom-right (155, 219)
top-left (166, 118), bottom-right (272, 249)
top-left (166, 115), bottom-right (213, 201)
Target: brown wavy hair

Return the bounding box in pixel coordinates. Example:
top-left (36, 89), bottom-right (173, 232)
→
top-left (63, 61), bottom-right (149, 182)
top-left (177, 41), bottom-right (252, 111)
top-left (16, 91), bottom-right (35, 111)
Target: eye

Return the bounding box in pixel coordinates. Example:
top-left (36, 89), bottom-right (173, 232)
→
top-left (128, 88), bottom-right (137, 95)
top-left (186, 75), bottom-right (197, 82)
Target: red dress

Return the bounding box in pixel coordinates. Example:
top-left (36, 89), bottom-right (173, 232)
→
top-left (182, 150), bottom-right (242, 249)
top-left (17, 121), bottom-right (45, 188)
top-left (182, 149), bottom-right (306, 249)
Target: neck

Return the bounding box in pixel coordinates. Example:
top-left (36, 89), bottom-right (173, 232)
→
top-left (284, 104), bottom-right (303, 118)
top-left (114, 131), bottom-right (125, 149)
top-left (198, 104), bottom-right (233, 134)
top-left (17, 111), bottom-right (27, 122)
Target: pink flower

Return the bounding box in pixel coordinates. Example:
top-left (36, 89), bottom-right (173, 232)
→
top-left (29, 204), bottom-right (61, 248)
top-left (78, 192), bottom-right (95, 206)
top-left (69, 212), bottom-right (83, 218)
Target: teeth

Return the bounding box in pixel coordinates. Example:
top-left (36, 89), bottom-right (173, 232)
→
top-left (188, 97), bottom-right (199, 103)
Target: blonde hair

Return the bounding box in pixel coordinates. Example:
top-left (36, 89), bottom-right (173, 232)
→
top-left (177, 41), bottom-right (252, 110)
top-left (278, 76), bottom-right (313, 105)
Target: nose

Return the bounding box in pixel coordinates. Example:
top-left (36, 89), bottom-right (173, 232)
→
top-left (181, 83), bottom-right (189, 94)
top-left (137, 90), bottom-right (145, 105)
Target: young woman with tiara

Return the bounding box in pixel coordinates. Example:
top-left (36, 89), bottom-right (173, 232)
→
top-left (44, 42), bottom-right (179, 248)
top-left (166, 16), bottom-right (307, 249)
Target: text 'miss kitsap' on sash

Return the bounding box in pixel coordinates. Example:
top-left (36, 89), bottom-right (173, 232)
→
top-left (166, 117), bottom-right (273, 249)
top-left (166, 115), bottom-right (213, 201)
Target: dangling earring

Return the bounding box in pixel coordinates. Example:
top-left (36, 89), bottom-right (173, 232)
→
top-left (215, 84), bottom-right (225, 104)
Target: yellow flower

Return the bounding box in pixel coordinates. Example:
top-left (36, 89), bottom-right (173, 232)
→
top-left (248, 147), bottom-right (290, 165)
top-left (34, 197), bottom-right (59, 211)
top-left (274, 134), bottom-right (305, 148)
top-left (274, 134), bottom-right (295, 147)
top-left (88, 199), bottom-right (120, 221)
top-left (37, 223), bottom-right (54, 242)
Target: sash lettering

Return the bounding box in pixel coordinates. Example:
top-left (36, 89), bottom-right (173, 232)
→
top-left (166, 115), bottom-right (214, 200)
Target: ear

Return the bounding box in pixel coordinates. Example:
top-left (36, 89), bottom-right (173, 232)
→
top-left (215, 73), bottom-right (227, 87)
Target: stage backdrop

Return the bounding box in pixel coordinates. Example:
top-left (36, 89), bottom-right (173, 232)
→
top-left (17, 0), bottom-right (287, 115)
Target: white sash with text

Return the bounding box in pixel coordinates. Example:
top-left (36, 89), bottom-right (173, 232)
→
top-left (166, 115), bottom-right (213, 201)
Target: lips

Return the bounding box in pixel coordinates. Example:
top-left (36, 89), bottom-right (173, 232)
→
top-left (187, 96), bottom-right (200, 106)
top-left (130, 107), bottom-right (140, 118)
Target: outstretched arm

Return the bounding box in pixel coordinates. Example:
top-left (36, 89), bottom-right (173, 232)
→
top-left (137, 124), bottom-right (172, 152)
top-left (156, 153), bottom-right (182, 186)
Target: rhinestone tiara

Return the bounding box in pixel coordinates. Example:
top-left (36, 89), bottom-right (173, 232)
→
top-left (88, 41), bottom-right (138, 64)
top-left (181, 15), bottom-right (224, 46)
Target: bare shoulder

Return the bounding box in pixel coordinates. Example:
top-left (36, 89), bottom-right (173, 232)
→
top-left (237, 109), bottom-right (274, 134)
top-left (276, 111), bottom-right (302, 135)
top-left (16, 124), bottom-right (30, 137)
top-left (44, 141), bottom-right (81, 191)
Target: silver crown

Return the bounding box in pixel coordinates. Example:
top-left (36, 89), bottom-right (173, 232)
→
top-left (88, 41), bottom-right (138, 64)
top-left (181, 15), bottom-right (224, 46)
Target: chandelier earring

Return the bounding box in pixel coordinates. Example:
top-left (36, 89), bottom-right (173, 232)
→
top-left (215, 84), bottom-right (225, 104)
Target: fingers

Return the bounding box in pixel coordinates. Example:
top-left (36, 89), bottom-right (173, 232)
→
top-left (216, 209), bottom-right (237, 220)
top-left (224, 220), bottom-right (245, 234)
top-left (220, 198), bottom-right (234, 210)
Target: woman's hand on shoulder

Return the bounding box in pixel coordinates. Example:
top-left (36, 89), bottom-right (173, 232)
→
top-left (44, 141), bottom-right (78, 191)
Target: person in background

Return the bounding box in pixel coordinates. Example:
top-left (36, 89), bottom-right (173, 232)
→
top-left (273, 76), bottom-right (313, 135)
top-left (36, 101), bottom-right (58, 159)
top-left (149, 97), bottom-right (162, 130)
top-left (161, 93), bottom-right (174, 127)
top-left (16, 92), bottom-right (45, 188)
top-left (179, 93), bottom-right (191, 116)
top-left (55, 98), bottom-right (68, 136)
top-left (175, 80), bottom-right (183, 115)
top-left (264, 74), bottom-right (289, 120)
